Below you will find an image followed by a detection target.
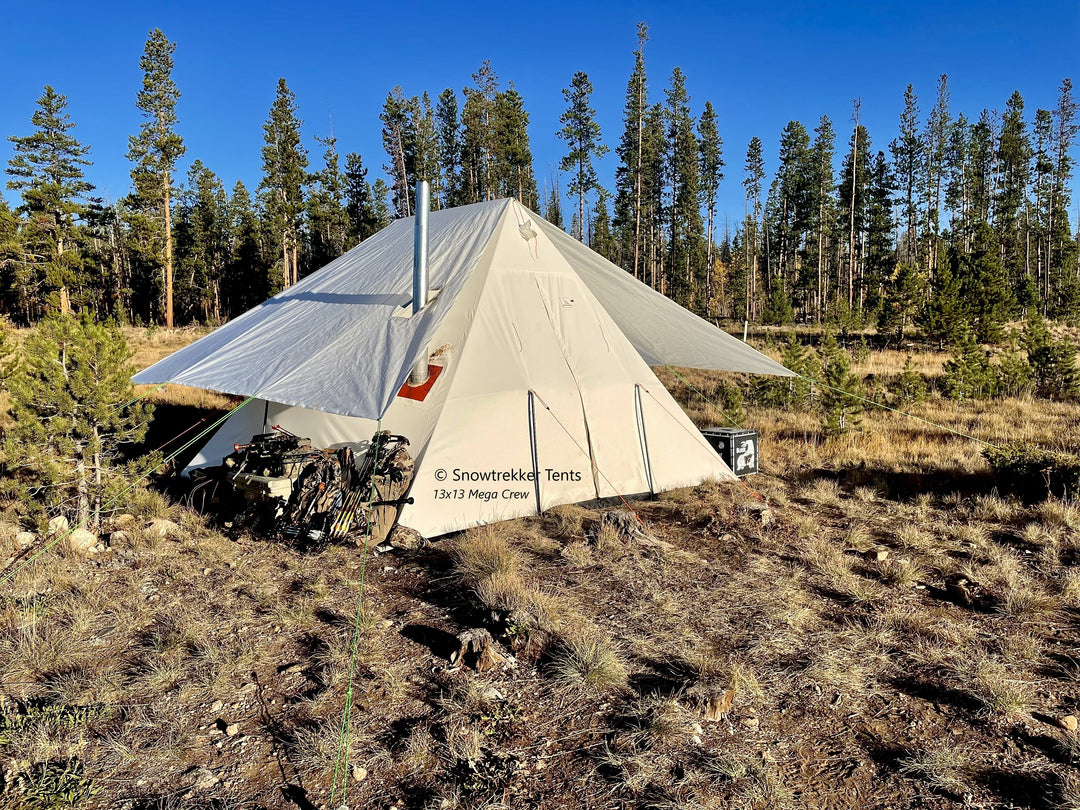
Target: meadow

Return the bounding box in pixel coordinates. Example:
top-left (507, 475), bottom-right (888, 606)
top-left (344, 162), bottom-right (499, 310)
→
top-left (2, 327), bottom-right (1079, 809)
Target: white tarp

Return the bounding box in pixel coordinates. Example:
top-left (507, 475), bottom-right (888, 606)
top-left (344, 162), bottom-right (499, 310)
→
top-left (134, 201), bottom-right (505, 418)
top-left (135, 199), bottom-right (790, 422)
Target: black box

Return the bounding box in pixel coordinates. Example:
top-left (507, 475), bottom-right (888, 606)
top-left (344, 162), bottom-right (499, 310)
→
top-left (701, 428), bottom-right (759, 477)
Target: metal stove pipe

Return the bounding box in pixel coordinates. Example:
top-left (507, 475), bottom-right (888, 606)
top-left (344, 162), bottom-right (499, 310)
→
top-left (409, 179), bottom-right (431, 385)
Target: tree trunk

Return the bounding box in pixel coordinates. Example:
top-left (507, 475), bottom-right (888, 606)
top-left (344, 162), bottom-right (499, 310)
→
top-left (76, 454), bottom-right (89, 530)
top-left (165, 176), bottom-right (174, 328)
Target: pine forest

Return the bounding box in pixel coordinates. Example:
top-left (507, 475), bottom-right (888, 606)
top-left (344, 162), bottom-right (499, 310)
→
top-left (2, 26), bottom-right (1078, 345)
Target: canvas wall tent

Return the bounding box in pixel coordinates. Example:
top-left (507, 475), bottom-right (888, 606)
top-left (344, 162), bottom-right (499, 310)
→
top-left (134, 198), bottom-right (793, 537)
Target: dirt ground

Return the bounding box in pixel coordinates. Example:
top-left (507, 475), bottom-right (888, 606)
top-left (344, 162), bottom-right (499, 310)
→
top-left (2, 331), bottom-right (1080, 809)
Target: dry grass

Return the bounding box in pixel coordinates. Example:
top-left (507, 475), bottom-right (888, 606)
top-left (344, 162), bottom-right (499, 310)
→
top-left (899, 746), bottom-right (974, 795)
top-left (3, 333), bottom-right (1080, 808)
top-left (453, 526), bottom-right (522, 583)
top-left (551, 627), bottom-right (628, 692)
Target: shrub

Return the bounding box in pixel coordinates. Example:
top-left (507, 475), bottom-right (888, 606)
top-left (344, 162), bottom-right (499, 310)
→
top-left (1024, 313), bottom-right (1080, 400)
top-left (983, 442), bottom-right (1080, 502)
top-left (941, 326), bottom-right (995, 401)
top-left (818, 333), bottom-right (863, 436)
top-left (3, 315), bottom-right (153, 531)
top-left (751, 335), bottom-right (818, 409)
top-left (892, 355), bottom-right (927, 405)
top-left (995, 337), bottom-right (1034, 399)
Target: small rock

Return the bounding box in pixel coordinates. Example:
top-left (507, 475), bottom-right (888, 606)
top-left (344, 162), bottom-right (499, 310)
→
top-left (146, 518), bottom-right (182, 540)
top-left (740, 716), bottom-right (759, 730)
top-left (388, 525), bottom-right (424, 550)
top-left (480, 686), bottom-right (504, 702)
top-left (688, 722), bottom-right (704, 736)
top-left (690, 734), bottom-right (703, 745)
top-left (68, 528), bottom-right (99, 556)
top-left (739, 502), bottom-right (774, 527)
top-left (866, 546), bottom-right (890, 562)
top-left (203, 567), bottom-right (212, 575)
top-left (1061, 715), bottom-right (1078, 732)
top-left (110, 530), bottom-right (131, 545)
top-left (226, 723), bottom-right (240, 736)
top-left (211, 700), bottom-right (224, 713)
top-left (48, 515), bottom-right (70, 536)
top-left (190, 766), bottom-right (218, 790)
top-left (352, 765), bottom-right (367, 782)
top-left (15, 532), bottom-right (36, 549)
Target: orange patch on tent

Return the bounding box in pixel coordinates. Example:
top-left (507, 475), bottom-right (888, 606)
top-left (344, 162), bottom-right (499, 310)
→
top-left (397, 364), bottom-right (443, 401)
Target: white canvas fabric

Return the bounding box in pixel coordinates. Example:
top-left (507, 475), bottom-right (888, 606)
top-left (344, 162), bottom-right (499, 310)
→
top-left (143, 199), bottom-right (791, 537)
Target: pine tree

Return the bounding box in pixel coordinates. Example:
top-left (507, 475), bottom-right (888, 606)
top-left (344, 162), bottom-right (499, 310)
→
top-left (436, 89), bottom-right (464, 207)
top-left (963, 221), bottom-right (1015, 342)
top-left (3, 314), bottom-right (153, 530)
top-left (613, 22), bottom-right (650, 278)
top-left (1048, 79), bottom-right (1080, 317)
top-left (772, 120), bottom-right (811, 313)
top-left (922, 75), bottom-right (952, 274)
top-left (751, 335), bottom-right (818, 409)
top-left (127, 29), bottom-right (185, 328)
top-left (866, 150), bottom-right (898, 320)
top-left (942, 323), bottom-right (995, 400)
top-left (461, 62), bottom-right (499, 203)
top-left (414, 92), bottom-right (440, 206)
top-left (223, 180), bottom-right (264, 316)
top-left (0, 198), bottom-right (26, 319)
top-left (544, 173), bottom-right (564, 229)
top-left (307, 133), bottom-right (349, 269)
top-left (259, 78), bottom-right (308, 290)
top-left (371, 180), bottom-right (392, 230)
top-left (742, 138), bottom-right (765, 320)
top-left (640, 104), bottom-right (667, 291)
top-left (1024, 311), bottom-right (1080, 400)
top-left (380, 87), bottom-right (416, 217)
top-left (890, 84), bottom-right (922, 263)
top-left (174, 160), bottom-right (228, 323)
top-left (698, 101), bottom-right (724, 316)
top-left (808, 116), bottom-right (837, 322)
top-left (995, 90), bottom-right (1034, 306)
top-left (837, 123), bottom-right (872, 314)
top-left (664, 68), bottom-right (704, 309)
top-left (921, 246), bottom-right (968, 345)
top-left (343, 152), bottom-right (380, 243)
top-left (818, 332), bottom-right (863, 435)
top-left (493, 84), bottom-right (537, 207)
top-left (588, 189), bottom-right (615, 260)
top-left (6, 85), bottom-right (94, 321)
top-left (894, 355), bottom-right (927, 404)
top-left (557, 71), bottom-right (608, 241)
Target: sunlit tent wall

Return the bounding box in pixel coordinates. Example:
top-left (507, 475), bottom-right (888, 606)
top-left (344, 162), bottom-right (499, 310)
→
top-left (134, 199), bottom-right (793, 537)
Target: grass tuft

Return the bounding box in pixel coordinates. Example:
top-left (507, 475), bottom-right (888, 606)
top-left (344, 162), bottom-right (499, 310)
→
top-left (899, 746), bottom-right (973, 795)
top-left (551, 627), bottom-right (628, 692)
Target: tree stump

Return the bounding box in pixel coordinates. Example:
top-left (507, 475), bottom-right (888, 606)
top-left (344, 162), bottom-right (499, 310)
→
top-left (452, 628), bottom-right (505, 672)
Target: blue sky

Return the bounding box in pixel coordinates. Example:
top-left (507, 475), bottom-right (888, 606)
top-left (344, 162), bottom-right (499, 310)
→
top-left (2, 0), bottom-right (1078, 228)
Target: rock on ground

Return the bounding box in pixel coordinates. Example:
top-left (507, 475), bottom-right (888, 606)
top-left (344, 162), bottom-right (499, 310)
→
top-left (146, 518), bottom-right (182, 540)
top-left (68, 528), bottom-right (99, 556)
